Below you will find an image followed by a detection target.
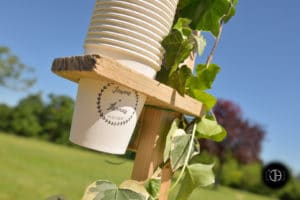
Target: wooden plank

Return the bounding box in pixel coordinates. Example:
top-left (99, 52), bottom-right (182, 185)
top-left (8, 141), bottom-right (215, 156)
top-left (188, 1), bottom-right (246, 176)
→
top-left (131, 107), bottom-right (179, 181)
top-left (158, 162), bottom-right (173, 200)
top-left (51, 54), bottom-right (205, 117)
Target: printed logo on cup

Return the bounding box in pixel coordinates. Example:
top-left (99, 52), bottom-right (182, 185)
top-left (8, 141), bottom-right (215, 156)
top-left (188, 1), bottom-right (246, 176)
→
top-left (97, 83), bottom-right (139, 126)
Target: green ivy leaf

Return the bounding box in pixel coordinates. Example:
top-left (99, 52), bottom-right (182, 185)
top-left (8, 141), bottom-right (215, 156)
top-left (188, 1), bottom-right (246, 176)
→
top-left (145, 178), bottom-right (161, 199)
top-left (177, 0), bottom-right (190, 9)
top-left (196, 116), bottom-right (227, 142)
top-left (192, 33), bottom-right (206, 56)
top-left (163, 119), bottom-right (180, 163)
top-left (160, 18), bottom-right (194, 77)
top-left (162, 31), bottom-right (194, 73)
top-left (186, 64), bottom-right (220, 91)
top-left (185, 64), bottom-right (220, 110)
top-left (170, 134), bottom-right (192, 171)
top-left (167, 65), bottom-right (192, 95)
top-left (178, 0), bottom-right (238, 37)
top-left (195, 64), bottom-right (220, 89)
top-left (106, 190), bottom-right (145, 200)
top-left (173, 18), bottom-right (192, 39)
top-left (87, 180), bottom-right (117, 200)
top-left (188, 89), bottom-right (217, 111)
top-left (176, 164), bottom-right (215, 200)
top-left (119, 180), bottom-right (150, 199)
top-left (223, 0), bottom-right (239, 23)
top-left (83, 180), bottom-right (147, 200)
top-left (155, 66), bottom-right (169, 84)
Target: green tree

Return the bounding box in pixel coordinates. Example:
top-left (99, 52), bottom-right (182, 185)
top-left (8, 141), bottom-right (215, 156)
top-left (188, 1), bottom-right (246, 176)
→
top-left (277, 179), bottom-right (300, 200)
top-left (240, 162), bottom-right (265, 193)
top-left (0, 46), bottom-right (35, 90)
top-left (0, 104), bottom-right (13, 132)
top-left (201, 100), bottom-right (266, 186)
top-left (220, 155), bottom-right (242, 188)
top-left (41, 94), bottom-right (74, 144)
top-left (10, 93), bottom-right (44, 137)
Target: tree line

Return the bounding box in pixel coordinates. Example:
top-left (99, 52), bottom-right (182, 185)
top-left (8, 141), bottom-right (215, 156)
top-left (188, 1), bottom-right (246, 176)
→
top-left (0, 93), bottom-right (74, 144)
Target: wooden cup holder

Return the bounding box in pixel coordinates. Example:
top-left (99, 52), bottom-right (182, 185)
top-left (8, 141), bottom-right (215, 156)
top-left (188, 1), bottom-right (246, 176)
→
top-left (51, 54), bottom-right (205, 200)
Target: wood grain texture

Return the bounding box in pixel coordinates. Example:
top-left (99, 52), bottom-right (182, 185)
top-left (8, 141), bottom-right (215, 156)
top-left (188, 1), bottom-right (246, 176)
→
top-left (158, 162), bottom-right (173, 200)
top-left (51, 54), bottom-right (205, 117)
top-left (131, 107), bottom-right (179, 181)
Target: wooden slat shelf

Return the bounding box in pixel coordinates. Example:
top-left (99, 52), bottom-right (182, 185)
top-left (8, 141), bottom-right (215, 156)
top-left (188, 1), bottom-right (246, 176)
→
top-left (51, 54), bottom-right (205, 117)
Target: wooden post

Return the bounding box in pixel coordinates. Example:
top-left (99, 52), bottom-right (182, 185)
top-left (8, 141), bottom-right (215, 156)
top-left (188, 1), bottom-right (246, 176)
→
top-left (131, 107), bottom-right (177, 200)
top-left (158, 162), bottom-right (173, 200)
top-left (131, 107), bottom-right (179, 181)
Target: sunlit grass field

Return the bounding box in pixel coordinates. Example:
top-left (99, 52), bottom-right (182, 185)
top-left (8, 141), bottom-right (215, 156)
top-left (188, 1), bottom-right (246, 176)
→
top-left (0, 133), bottom-right (275, 200)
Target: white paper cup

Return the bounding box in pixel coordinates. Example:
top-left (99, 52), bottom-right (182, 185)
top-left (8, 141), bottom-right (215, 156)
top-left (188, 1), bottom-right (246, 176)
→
top-left (148, 0), bottom-right (175, 17)
top-left (120, 0), bottom-right (174, 22)
top-left (85, 0), bottom-right (179, 73)
top-left (86, 31), bottom-right (162, 58)
top-left (85, 38), bottom-right (161, 63)
top-left (84, 43), bottom-right (160, 75)
top-left (91, 11), bottom-right (167, 37)
top-left (87, 22), bottom-right (162, 49)
top-left (88, 16), bottom-right (162, 42)
top-left (70, 0), bottom-right (179, 154)
top-left (70, 78), bottom-right (146, 154)
top-left (163, 0), bottom-right (177, 10)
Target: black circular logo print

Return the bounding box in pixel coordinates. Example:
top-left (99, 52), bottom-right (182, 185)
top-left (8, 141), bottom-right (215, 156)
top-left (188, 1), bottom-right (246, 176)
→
top-left (262, 162), bottom-right (289, 189)
top-left (97, 82), bottom-right (139, 126)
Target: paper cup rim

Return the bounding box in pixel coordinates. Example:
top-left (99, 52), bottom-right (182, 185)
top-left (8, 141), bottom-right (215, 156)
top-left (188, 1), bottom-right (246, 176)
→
top-left (161, 0), bottom-right (177, 10)
top-left (147, 0), bottom-right (175, 16)
top-left (86, 31), bottom-right (163, 55)
top-left (88, 17), bottom-right (162, 41)
top-left (85, 37), bottom-right (162, 62)
top-left (91, 13), bottom-right (167, 37)
top-left (84, 43), bottom-right (161, 71)
top-left (92, 7), bottom-right (170, 34)
top-left (111, 0), bottom-right (174, 21)
top-left (86, 21), bottom-right (162, 47)
top-left (97, 0), bottom-right (176, 17)
top-left (95, 1), bottom-right (172, 27)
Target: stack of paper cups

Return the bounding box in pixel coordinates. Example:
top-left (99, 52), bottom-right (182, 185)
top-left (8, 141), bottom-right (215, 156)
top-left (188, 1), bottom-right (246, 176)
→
top-left (70, 0), bottom-right (179, 154)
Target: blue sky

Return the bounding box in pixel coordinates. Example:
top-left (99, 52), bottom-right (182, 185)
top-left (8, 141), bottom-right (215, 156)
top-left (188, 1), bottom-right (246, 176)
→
top-left (1, 1), bottom-right (300, 173)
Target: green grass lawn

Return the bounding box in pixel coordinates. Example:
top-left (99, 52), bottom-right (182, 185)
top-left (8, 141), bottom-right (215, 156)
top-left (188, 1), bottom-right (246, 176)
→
top-left (0, 133), bottom-right (275, 200)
